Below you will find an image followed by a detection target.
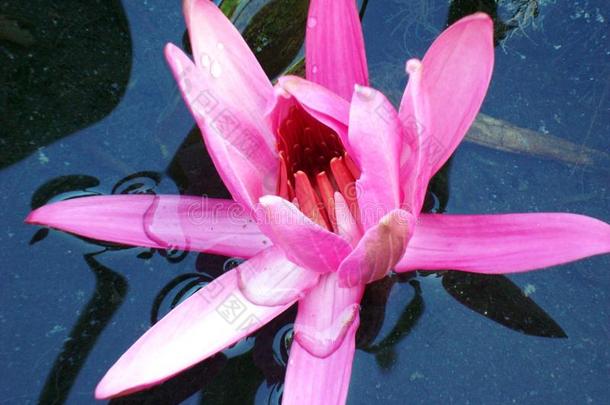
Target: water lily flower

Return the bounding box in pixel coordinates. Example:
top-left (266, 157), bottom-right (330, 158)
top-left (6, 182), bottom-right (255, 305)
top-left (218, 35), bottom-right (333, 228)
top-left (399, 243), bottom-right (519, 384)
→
top-left (26, 0), bottom-right (610, 403)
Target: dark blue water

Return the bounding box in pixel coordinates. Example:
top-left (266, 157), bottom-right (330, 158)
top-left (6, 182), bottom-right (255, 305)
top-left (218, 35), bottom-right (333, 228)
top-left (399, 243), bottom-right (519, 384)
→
top-left (1, 0), bottom-right (608, 404)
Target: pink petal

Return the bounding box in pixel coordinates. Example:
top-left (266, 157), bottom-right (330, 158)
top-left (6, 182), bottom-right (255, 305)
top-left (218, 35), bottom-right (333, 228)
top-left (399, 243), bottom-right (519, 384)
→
top-left (305, 0), bottom-right (368, 100)
top-left (397, 59), bottom-right (427, 214)
top-left (273, 76), bottom-right (351, 152)
top-left (25, 195), bottom-right (269, 258)
top-left (293, 272), bottom-right (364, 357)
top-left (334, 192), bottom-right (362, 246)
top-left (184, 0), bottom-right (273, 119)
top-left (338, 209), bottom-right (414, 287)
top-left (255, 195), bottom-right (352, 273)
top-left (237, 247), bottom-right (320, 306)
top-left (283, 312), bottom-right (359, 405)
top-left (164, 42), bottom-right (277, 209)
top-left (95, 249), bottom-right (295, 399)
top-left (349, 86), bottom-right (402, 229)
top-left (398, 13), bottom-right (494, 212)
top-left (395, 213), bottom-right (610, 273)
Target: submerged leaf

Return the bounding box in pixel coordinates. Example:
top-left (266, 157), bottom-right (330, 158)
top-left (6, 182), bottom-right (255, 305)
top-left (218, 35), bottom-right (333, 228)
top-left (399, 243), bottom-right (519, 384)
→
top-left (219, 0), bottom-right (244, 19)
top-left (442, 271), bottom-right (567, 338)
top-left (242, 0), bottom-right (308, 79)
top-left (29, 228), bottom-right (49, 245)
top-left (468, 113), bottom-right (610, 173)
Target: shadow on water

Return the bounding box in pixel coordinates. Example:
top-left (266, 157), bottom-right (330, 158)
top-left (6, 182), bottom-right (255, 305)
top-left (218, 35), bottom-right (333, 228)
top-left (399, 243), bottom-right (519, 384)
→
top-left (167, 127), bottom-right (231, 198)
top-left (0, 0), bottom-right (131, 169)
top-left (357, 276), bottom-right (424, 370)
top-left (38, 252), bottom-right (128, 405)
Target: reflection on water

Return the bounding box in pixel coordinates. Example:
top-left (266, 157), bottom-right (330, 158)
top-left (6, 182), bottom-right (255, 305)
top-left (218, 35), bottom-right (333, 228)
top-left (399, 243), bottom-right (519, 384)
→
top-left (2, 0), bottom-right (609, 404)
top-left (39, 252), bottom-right (128, 405)
top-left (0, 0), bottom-right (131, 169)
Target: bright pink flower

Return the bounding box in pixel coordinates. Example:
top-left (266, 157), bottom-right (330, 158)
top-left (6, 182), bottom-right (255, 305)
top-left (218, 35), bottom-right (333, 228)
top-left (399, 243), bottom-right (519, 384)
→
top-left (26, 0), bottom-right (610, 403)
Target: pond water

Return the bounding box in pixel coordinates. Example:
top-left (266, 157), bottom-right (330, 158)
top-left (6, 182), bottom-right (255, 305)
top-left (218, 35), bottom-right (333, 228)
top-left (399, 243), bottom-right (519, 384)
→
top-left (1, 0), bottom-right (609, 404)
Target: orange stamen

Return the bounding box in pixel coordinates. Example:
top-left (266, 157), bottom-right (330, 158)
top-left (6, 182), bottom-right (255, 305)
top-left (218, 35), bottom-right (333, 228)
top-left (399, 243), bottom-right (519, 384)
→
top-left (330, 157), bottom-right (360, 224)
top-left (275, 104), bottom-right (361, 232)
top-left (315, 171), bottom-right (338, 232)
top-left (294, 171), bottom-right (330, 229)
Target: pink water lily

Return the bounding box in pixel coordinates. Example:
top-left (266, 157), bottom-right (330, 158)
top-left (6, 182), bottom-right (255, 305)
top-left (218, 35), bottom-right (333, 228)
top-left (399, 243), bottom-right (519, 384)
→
top-left (26, 0), bottom-right (610, 403)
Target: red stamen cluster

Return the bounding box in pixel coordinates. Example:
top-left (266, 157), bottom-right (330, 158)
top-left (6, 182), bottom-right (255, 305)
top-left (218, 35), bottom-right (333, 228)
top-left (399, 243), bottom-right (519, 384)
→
top-left (276, 106), bottom-right (361, 232)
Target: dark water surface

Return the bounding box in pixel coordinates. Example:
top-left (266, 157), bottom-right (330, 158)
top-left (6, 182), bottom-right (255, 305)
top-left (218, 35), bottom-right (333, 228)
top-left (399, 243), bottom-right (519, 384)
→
top-left (1, 0), bottom-right (609, 404)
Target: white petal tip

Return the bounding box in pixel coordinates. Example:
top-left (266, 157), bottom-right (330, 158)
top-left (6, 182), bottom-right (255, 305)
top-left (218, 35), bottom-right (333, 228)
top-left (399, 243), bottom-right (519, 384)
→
top-left (468, 12), bottom-right (493, 23)
top-left (275, 86), bottom-right (292, 99)
top-left (353, 84), bottom-right (375, 101)
top-left (406, 59), bottom-right (421, 75)
top-left (258, 194), bottom-right (281, 206)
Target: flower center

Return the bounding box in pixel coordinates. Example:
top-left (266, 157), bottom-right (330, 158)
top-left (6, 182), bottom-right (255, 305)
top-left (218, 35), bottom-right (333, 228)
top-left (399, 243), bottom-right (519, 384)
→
top-left (276, 106), bottom-right (360, 232)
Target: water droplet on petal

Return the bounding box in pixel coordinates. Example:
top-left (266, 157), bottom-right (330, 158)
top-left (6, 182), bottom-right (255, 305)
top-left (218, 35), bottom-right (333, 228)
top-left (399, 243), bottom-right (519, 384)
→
top-left (307, 17), bottom-right (317, 28)
top-left (210, 61), bottom-right (223, 78)
top-left (216, 42), bottom-right (224, 51)
top-left (312, 64), bottom-right (319, 74)
top-left (199, 53), bottom-right (211, 68)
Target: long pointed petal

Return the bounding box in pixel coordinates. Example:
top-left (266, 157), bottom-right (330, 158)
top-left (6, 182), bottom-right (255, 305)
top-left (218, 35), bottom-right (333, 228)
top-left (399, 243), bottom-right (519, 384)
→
top-left (398, 13), bottom-right (494, 211)
top-left (256, 195), bottom-right (352, 273)
top-left (165, 41), bottom-right (277, 208)
top-left (305, 0), bottom-right (368, 100)
top-left (293, 272), bottom-right (364, 358)
top-left (184, 0), bottom-right (273, 120)
top-left (398, 59), bottom-right (427, 214)
top-left (334, 192), bottom-right (362, 246)
top-left (338, 209), bottom-right (414, 287)
top-left (95, 249), bottom-right (295, 399)
top-left (349, 86), bottom-right (402, 229)
top-left (395, 213), bottom-right (610, 273)
top-left (283, 312), bottom-right (359, 405)
top-left (25, 195), bottom-right (269, 258)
